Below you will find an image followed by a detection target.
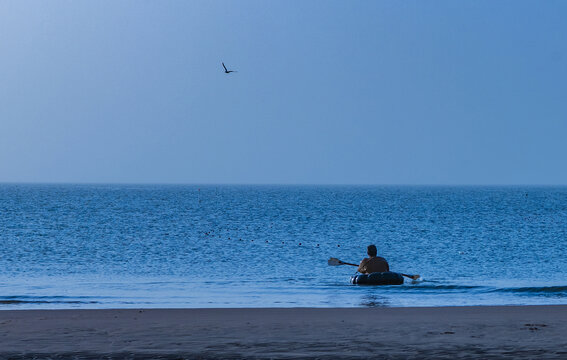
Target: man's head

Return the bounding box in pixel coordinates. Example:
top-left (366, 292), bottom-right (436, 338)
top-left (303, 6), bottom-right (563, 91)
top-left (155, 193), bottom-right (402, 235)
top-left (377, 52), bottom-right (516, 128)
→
top-left (367, 244), bottom-right (377, 257)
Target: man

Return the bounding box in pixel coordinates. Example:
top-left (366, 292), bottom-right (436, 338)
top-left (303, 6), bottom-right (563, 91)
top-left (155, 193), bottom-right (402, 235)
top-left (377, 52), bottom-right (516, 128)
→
top-left (358, 244), bottom-right (390, 274)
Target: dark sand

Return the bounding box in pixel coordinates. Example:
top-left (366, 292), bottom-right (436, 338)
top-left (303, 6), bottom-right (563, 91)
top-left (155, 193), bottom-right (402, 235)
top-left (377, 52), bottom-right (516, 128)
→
top-left (1, 306), bottom-right (566, 359)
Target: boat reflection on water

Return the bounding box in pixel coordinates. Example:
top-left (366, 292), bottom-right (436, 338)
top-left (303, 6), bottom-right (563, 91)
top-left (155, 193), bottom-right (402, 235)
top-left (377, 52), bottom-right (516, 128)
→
top-left (360, 294), bottom-right (390, 307)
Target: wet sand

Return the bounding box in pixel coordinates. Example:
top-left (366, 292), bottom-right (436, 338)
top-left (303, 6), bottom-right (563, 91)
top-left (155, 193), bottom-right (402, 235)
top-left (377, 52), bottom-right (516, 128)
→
top-left (1, 306), bottom-right (566, 359)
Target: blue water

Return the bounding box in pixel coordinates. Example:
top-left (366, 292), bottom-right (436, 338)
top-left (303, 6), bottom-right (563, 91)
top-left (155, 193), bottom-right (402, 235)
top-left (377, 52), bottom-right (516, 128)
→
top-left (1, 184), bottom-right (566, 309)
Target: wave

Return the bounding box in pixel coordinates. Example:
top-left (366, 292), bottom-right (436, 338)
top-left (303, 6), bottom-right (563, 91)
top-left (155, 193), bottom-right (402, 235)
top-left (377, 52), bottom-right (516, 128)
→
top-left (0, 296), bottom-right (98, 305)
top-left (395, 284), bottom-right (567, 296)
top-left (489, 286), bottom-right (567, 294)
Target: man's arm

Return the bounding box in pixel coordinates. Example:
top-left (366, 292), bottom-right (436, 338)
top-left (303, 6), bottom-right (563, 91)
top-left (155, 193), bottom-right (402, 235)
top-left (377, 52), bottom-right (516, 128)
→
top-left (358, 258), bottom-right (369, 274)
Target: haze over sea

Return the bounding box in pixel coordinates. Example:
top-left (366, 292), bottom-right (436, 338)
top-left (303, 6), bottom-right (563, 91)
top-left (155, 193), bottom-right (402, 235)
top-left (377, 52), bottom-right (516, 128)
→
top-left (1, 184), bottom-right (566, 309)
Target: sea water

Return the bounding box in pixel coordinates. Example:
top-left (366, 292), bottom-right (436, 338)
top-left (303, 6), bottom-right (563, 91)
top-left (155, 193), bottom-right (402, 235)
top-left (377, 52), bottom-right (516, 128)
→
top-left (1, 184), bottom-right (566, 309)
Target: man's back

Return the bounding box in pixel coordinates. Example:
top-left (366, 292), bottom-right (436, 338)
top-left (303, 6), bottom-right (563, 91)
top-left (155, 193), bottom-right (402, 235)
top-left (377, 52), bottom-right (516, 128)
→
top-left (358, 256), bottom-right (390, 274)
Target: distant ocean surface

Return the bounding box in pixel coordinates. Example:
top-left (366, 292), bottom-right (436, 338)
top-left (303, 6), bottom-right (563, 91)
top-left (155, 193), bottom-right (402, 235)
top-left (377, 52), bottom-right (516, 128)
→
top-left (1, 184), bottom-right (566, 309)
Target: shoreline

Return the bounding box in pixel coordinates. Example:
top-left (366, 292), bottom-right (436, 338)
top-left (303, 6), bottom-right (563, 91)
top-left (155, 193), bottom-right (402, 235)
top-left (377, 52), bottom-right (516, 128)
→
top-left (1, 305), bottom-right (567, 359)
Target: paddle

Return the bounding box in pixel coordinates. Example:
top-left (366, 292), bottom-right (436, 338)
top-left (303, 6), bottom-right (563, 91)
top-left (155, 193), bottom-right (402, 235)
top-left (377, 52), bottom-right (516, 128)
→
top-left (328, 257), bottom-right (420, 280)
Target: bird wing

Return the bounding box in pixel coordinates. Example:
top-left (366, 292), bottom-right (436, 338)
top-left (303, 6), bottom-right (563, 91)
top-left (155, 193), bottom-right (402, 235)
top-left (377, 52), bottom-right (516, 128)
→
top-left (222, 62), bottom-right (228, 72)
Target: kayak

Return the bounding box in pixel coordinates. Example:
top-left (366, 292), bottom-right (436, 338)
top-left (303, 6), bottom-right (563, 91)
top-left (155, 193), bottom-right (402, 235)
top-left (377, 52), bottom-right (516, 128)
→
top-left (350, 272), bottom-right (404, 285)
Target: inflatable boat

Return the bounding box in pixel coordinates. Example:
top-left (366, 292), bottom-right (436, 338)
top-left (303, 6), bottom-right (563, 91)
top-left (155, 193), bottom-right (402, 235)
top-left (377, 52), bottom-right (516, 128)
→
top-left (350, 272), bottom-right (404, 285)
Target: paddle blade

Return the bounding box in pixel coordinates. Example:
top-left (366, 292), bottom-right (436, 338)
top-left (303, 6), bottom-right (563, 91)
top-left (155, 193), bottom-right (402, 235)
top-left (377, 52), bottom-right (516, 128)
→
top-left (327, 257), bottom-right (343, 266)
top-left (401, 273), bottom-right (422, 281)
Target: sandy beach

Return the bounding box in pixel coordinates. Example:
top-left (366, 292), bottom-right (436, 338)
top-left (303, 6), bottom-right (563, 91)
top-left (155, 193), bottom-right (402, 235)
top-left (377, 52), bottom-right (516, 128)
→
top-left (0, 306), bottom-right (566, 359)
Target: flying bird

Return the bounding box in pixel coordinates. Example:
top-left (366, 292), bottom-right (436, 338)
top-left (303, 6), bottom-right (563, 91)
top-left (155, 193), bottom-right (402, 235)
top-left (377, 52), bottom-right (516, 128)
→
top-left (222, 62), bottom-right (237, 74)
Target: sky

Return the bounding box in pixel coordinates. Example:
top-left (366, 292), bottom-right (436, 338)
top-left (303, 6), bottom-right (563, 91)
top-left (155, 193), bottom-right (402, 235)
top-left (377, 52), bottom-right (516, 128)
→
top-left (1, 1), bottom-right (566, 185)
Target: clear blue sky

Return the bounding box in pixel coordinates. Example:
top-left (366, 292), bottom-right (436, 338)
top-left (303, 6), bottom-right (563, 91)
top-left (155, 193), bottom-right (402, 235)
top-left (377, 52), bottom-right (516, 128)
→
top-left (1, 1), bottom-right (566, 184)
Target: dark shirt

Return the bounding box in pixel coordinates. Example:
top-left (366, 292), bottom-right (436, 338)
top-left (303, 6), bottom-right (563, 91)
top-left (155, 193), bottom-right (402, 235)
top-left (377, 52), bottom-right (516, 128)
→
top-left (358, 256), bottom-right (390, 274)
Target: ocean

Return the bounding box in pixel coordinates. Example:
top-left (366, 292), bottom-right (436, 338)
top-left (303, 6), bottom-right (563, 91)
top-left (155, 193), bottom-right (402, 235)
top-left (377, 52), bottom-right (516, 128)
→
top-left (1, 184), bottom-right (566, 309)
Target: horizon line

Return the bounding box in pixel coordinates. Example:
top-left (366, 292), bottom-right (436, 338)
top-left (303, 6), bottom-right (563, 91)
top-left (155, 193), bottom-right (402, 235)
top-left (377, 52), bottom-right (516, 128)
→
top-left (1, 181), bottom-right (566, 187)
